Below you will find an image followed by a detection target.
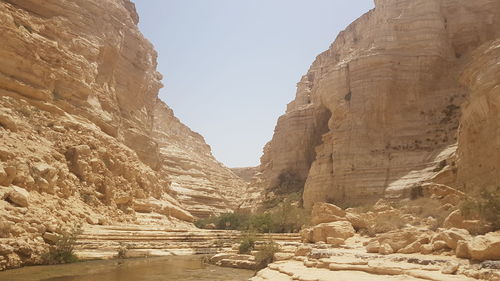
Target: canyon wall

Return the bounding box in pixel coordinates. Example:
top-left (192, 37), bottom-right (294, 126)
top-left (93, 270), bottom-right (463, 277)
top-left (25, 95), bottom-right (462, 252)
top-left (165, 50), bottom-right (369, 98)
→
top-left (259, 0), bottom-right (500, 208)
top-left (455, 39), bottom-right (500, 194)
top-left (0, 0), bottom-right (246, 269)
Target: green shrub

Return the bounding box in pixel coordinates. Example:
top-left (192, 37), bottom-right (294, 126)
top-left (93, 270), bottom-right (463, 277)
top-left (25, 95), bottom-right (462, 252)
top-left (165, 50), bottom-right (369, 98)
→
top-left (195, 212), bottom-right (250, 230)
top-left (254, 243), bottom-right (279, 269)
top-left (246, 213), bottom-right (274, 233)
top-left (215, 213), bottom-right (250, 230)
top-left (271, 171), bottom-right (305, 195)
top-left (117, 243), bottom-right (130, 259)
top-left (268, 201), bottom-right (309, 233)
top-left (194, 199), bottom-right (309, 234)
top-left (42, 228), bottom-right (81, 264)
top-left (238, 233), bottom-right (256, 254)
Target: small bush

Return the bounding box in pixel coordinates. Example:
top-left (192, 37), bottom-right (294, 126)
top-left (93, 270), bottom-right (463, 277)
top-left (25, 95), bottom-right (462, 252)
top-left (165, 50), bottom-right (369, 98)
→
top-left (117, 243), bottom-right (130, 259)
top-left (271, 171), bottom-right (305, 195)
top-left (247, 213), bottom-right (274, 233)
top-left (268, 201), bottom-right (309, 233)
top-left (254, 243), bottom-right (279, 269)
top-left (215, 213), bottom-right (250, 230)
top-left (238, 233), bottom-right (256, 254)
top-left (195, 212), bottom-right (250, 230)
top-left (42, 228), bottom-right (81, 264)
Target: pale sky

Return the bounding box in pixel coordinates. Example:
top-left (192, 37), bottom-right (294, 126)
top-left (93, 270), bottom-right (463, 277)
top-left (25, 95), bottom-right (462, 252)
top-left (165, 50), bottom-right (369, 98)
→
top-left (134, 1), bottom-right (374, 168)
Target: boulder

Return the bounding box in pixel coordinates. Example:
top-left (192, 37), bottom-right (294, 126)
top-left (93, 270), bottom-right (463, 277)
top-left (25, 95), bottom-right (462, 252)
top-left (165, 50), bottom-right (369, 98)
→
top-left (311, 202), bottom-right (346, 225)
top-left (455, 240), bottom-right (470, 258)
top-left (379, 243), bottom-right (394, 255)
top-left (366, 240), bottom-right (380, 253)
top-left (7, 186), bottom-right (29, 207)
top-left (0, 166), bottom-right (16, 187)
top-left (326, 237), bottom-right (345, 246)
top-left (295, 245), bottom-right (312, 256)
top-left (443, 210), bottom-right (491, 234)
top-left (431, 240), bottom-right (449, 251)
top-left (467, 231), bottom-right (500, 261)
top-left (398, 241), bottom-right (422, 254)
top-left (300, 228), bottom-right (313, 243)
top-left (420, 244), bottom-right (434, 255)
top-left (443, 210), bottom-right (463, 228)
top-left (42, 232), bottom-right (60, 244)
top-left (346, 212), bottom-right (367, 230)
top-left (274, 252), bottom-right (294, 261)
top-left (373, 229), bottom-right (425, 252)
top-left (311, 221), bottom-right (355, 243)
top-left (432, 228), bottom-right (471, 250)
top-left (441, 261), bottom-right (459, 274)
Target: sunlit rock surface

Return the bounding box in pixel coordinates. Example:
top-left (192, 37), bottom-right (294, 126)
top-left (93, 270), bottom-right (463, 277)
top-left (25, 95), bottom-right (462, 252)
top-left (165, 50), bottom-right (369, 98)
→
top-left (258, 0), bottom-right (500, 208)
top-left (0, 0), bottom-right (246, 270)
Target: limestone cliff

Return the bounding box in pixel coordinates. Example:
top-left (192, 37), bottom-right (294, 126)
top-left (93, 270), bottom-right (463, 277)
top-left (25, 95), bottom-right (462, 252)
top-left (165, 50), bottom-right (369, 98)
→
top-left (259, 0), bottom-right (500, 208)
top-left (153, 102), bottom-right (248, 218)
top-left (0, 0), bottom-right (246, 270)
top-left (455, 39), bottom-right (500, 194)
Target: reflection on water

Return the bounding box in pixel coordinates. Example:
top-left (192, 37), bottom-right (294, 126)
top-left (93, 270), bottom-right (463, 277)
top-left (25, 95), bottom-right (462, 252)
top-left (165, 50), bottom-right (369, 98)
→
top-left (0, 256), bottom-right (254, 281)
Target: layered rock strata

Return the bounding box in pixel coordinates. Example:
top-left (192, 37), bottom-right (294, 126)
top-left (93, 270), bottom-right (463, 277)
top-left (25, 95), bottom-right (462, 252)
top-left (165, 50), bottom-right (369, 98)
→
top-left (0, 0), bottom-right (245, 270)
top-left (153, 102), bottom-right (248, 218)
top-left (258, 0), bottom-right (500, 208)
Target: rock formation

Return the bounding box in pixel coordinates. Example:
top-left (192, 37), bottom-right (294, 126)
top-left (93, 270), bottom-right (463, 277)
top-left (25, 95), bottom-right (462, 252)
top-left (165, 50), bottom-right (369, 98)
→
top-left (258, 0), bottom-right (500, 208)
top-left (153, 102), bottom-right (248, 218)
top-left (0, 0), bottom-right (246, 270)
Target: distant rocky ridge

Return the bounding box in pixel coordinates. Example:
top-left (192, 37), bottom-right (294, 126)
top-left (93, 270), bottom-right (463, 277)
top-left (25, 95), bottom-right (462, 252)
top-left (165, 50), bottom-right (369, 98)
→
top-left (0, 0), bottom-right (246, 270)
top-left (258, 0), bottom-right (500, 208)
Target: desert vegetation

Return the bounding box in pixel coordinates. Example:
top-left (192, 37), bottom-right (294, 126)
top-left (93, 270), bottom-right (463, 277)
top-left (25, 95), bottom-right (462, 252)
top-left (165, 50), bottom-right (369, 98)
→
top-left (42, 228), bottom-right (81, 265)
top-left (195, 193), bottom-right (309, 233)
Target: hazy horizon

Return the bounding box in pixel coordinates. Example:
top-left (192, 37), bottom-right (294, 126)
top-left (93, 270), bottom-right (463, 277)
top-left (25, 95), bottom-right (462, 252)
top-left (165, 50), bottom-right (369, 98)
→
top-left (134, 0), bottom-right (374, 168)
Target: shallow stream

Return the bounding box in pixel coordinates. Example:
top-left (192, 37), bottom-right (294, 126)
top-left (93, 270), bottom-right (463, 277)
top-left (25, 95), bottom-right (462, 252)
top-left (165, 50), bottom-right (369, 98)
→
top-left (0, 256), bottom-right (254, 281)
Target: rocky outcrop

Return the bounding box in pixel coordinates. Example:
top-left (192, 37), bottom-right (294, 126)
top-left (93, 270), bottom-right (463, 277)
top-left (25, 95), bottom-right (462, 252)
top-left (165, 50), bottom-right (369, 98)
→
top-left (0, 0), bottom-right (245, 270)
top-left (249, 234), bottom-right (500, 281)
top-left (230, 167), bottom-right (259, 183)
top-left (455, 39), bottom-right (500, 194)
top-left (257, 0), bottom-right (500, 208)
top-left (153, 102), bottom-right (248, 218)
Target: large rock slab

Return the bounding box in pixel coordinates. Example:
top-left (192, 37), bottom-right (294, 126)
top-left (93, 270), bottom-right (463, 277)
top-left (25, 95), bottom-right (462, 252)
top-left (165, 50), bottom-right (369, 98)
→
top-left (311, 202), bottom-right (347, 225)
top-left (311, 221), bottom-right (355, 243)
top-left (467, 231), bottom-right (500, 261)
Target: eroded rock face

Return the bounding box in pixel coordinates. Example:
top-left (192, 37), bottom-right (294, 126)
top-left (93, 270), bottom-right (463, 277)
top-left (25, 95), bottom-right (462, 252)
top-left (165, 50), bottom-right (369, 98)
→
top-left (153, 102), bottom-right (248, 218)
top-left (257, 0), bottom-right (500, 208)
top-left (456, 39), bottom-right (500, 194)
top-left (0, 0), bottom-right (246, 270)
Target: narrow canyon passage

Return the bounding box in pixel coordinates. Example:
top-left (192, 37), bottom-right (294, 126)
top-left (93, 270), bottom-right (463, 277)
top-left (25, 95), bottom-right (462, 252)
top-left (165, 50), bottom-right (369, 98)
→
top-left (0, 0), bottom-right (499, 280)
